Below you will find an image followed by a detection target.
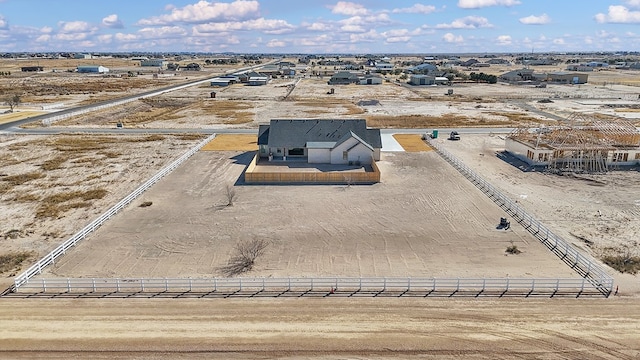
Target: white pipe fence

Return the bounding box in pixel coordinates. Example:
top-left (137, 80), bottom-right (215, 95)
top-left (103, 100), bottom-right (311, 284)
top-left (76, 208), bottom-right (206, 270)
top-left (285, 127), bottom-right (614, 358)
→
top-left (425, 137), bottom-right (613, 296)
top-left (14, 277), bottom-right (605, 297)
top-left (12, 134), bottom-right (216, 289)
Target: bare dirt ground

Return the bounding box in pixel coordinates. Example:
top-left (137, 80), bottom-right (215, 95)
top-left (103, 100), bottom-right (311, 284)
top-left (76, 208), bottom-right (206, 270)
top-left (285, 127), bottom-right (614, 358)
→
top-left (0, 298), bottom-right (638, 359)
top-left (0, 133), bottom-right (205, 279)
top-left (437, 134), bottom-right (640, 293)
top-left (41, 150), bottom-right (577, 279)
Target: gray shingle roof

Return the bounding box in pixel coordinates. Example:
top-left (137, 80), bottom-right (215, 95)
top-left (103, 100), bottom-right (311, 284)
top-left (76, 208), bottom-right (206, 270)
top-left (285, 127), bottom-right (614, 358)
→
top-left (258, 119), bottom-right (381, 149)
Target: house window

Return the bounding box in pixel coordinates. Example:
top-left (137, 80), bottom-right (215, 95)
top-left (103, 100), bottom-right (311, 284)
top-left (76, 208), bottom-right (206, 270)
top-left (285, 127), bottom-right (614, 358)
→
top-left (527, 150), bottom-right (534, 160)
top-left (612, 153), bottom-right (628, 162)
top-left (343, 151), bottom-right (348, 160)
top-left (289, 148), bottom-right (304, 156)
top-left (276, 149), bottom-right (281, 153)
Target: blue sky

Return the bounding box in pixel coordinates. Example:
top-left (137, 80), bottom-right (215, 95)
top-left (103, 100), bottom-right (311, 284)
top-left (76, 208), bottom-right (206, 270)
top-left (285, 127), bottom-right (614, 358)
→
top-left (1, 0), bottom-right (640, 53)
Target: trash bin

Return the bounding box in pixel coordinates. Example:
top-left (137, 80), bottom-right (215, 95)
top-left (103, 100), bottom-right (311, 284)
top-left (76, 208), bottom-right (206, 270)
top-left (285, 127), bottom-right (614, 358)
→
top-left (432, 130), bottom-right (438, 139)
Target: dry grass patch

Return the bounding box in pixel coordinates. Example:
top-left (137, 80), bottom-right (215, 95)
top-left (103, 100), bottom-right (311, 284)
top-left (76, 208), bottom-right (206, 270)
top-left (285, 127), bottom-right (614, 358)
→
top-left (201, 134), bottom-right (258, 151)
top-left (201, 100), bottom-right (255, 124)
top-left (487, 112), bottom-right (545, 124)
top-left (367, 114), bottom-right (517, 128)
top-left (392, 134), bottom-right (433, 152)
top-left (175, 133), bottom-right (207, 141)
top-left (1, 171), bottom-right (45, 186)
top-left (36, 188), bottom-right (108, 219)
top-left (0, 251), bottom-right (35, 274)
top-left (41, 155), bottom-right (69, 171)
top-left (10, 192), bottom-right (40, 202)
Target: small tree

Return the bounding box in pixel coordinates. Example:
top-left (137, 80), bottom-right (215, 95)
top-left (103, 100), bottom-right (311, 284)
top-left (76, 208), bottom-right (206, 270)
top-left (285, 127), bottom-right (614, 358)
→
top-left (4, 94), bottom-right (21, 112)
top-left (225, 184), bottom-right (236, 206)
top-left (219, 239), bottom-right (269, 276)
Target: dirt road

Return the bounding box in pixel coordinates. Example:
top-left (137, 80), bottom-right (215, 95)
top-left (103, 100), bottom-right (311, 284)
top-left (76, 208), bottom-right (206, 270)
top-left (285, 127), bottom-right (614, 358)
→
top-left (0, 298), bottom-right (638, 359)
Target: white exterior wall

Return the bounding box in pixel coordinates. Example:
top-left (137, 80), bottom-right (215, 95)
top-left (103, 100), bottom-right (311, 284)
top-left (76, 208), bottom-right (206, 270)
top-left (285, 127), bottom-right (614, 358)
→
top-left (330, 137), bottom-right (373, 164)
top-left (372, 148), bottom-right (381, 161)
top-left (308, 148), bottom-right (331, 163)
top-left (505, 138), bottom-right (535, 164)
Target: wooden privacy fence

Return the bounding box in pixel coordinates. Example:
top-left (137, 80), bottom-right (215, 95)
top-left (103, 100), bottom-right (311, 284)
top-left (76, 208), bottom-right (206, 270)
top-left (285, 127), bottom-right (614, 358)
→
top-left (12, 134), bottom-right (216, 290)
top-left (244, 155), bottom-right (380, 184)
top-left (13, 277), bottom-right (608, 297)
top-left (425, 137), bottom-right (614, 296)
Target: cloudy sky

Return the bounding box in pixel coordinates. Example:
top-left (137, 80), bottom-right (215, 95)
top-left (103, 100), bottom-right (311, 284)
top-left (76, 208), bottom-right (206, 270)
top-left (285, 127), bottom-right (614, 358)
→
top-left (1, 0), bottom-right (640, 53)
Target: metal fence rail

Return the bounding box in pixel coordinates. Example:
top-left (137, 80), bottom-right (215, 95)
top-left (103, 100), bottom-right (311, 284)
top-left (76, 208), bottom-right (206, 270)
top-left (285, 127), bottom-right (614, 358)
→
top-left (12, 134), bottom-right (216, 289)
top-left (13, 277), bottom-right (605, 297)
top-left (425, 138), bottom-right (613, 296)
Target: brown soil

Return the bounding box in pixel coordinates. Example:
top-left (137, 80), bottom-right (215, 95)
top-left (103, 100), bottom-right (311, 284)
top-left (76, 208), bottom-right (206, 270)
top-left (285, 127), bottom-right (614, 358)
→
top-left (0, 298), bottom-right (638, 359)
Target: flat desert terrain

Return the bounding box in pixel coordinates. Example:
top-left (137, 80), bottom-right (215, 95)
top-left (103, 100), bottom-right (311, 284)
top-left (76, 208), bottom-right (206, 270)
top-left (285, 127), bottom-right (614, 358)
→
top-left (42, 149), bottom-right (577, 279)
top-left (0, 298), bottom-right (638, 359)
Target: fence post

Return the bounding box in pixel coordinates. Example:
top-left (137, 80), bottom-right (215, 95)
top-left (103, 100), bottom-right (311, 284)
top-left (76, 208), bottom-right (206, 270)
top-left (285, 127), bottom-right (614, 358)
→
top-left (288, 277), bottom-right (291, 291)
top-left (189, 278), bottom-right (192, 292)
top-left (141, 279), bottom-right (145, 292)
top-left (67, 278), bottom-right (71, 292)
top-left (456, 278), bottom-right (460, 292)
top-left (43, 279), bottom-right (47, 293)
top-left (165, 278), bottom-right (168, 292)
top-left (239, 278), bottom-right (242, 291)
top-left (506, 278), bottom-right (510, 291)
top-left (214, 278), bottom-right (217, 291)
top-left (92, 278), bottom-right (96, 292)
top-left (116, 278), bottom-right (120, 292)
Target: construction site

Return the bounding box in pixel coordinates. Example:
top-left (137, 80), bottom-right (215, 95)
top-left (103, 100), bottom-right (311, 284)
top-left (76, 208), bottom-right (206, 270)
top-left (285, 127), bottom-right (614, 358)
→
top-left (506, 113), bottom-right (640, 172)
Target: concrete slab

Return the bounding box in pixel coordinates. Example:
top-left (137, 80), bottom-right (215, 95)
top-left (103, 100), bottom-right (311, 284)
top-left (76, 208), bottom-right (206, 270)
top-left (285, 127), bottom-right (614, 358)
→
top-left (381, 133), bottom-right (404, 152)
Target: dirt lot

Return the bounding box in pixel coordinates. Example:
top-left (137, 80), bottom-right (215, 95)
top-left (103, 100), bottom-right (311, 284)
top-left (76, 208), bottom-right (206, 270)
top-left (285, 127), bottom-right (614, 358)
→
top-left (0, 298), bottom-right (638, 359)
top-left (40, 150), bottom-right (577, 279)
top-left (437, 134), bottom-right (640, 293)
top-left (0, 133), bottom-right (205, 279)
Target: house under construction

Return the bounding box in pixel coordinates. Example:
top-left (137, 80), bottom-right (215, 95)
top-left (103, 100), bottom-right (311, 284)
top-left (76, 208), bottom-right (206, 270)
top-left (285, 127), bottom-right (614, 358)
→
top-left (505, 113), bottom-right (640, 172)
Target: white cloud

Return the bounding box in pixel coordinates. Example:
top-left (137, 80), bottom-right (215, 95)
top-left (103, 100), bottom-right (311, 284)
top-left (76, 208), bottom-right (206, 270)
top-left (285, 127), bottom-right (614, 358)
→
top-left (304, 22), bottom-right (332, 31)
top-left (266, 39), bottom-right (286, 47)
top-left (458, 0), bottom-right (520, 9)
top-left (330, 1), bottom-right (370, 16)
top-left (519, 13), bottom-right (550, 25)
top-left (496, 35), bottom-right (512, 45)
top-left (193, 18), bottom-right (295, 34)
top-left (595, 5), bottom-right (640, 23)
top-left (137, 0), bottom-right (260, 26)
top-left (584, 36), bottom-right (593, 44)
top-left (35, 34), bottom-right (50, 43)
top-left (552, 38), bottom-right (565, 45)
top-left (102, 14), bottom-right (124, 29)
top-left (349, 29), bottom-right (378, 42)
top-left (0, 15), bottom-right (8, 30)
top-left (392, 4), bottom-right (437, 14)
top-left (115, 33), bottom-right (138, 42)
top-left (625, 0), bottom-right (640, 8)
top-left (57, 21), bottom-right (96, 33)
top-left (443, 32), bottom-right (463, 43)
top-left (139, 26), bottom-right (188, 39)
top-left (97, 34), bottom-right (113, 43)
top-left (436, 16), bottom-right (492, 29)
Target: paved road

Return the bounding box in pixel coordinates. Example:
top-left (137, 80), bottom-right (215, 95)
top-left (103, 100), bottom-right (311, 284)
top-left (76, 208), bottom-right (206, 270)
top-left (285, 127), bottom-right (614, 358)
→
top-left (0, 60), bottom-right (277, 131)
top-left (1, 126), bottom-right (516, 135)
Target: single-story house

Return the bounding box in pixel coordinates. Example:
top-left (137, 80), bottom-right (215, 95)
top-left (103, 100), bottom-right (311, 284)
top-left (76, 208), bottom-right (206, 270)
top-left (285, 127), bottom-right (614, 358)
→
top-left (359, 74), bottom-right (383, 85)
top-left (77, 65), bottom-right (109, 73)
top-left (21, 66), bottom-right (43, 72)
top-left (409, 74), bottom-right (435, 85)
top-left (248, 76), bottom-right (269, 86)
top-left (210, 75), bottom-right (239, 86)
top-left (257, 119), bottom-right (382, 164)
top-left (406, 63), bottom-right (438, 74)
top-left (140, 59), bottom-right (166, 68)
top-left (328, 71), bottom-right (360, 85)
top-left (374, 62), bottom-right (394, 71)
top-left (547, 72), bottom-right (588, 84)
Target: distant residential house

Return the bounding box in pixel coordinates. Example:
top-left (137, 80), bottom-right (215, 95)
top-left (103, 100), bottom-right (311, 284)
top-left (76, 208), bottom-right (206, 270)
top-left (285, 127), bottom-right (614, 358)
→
top-left (499, 69), bottom-right (543, 83)
top-left (236, 71), bottom-right (265, 83)
top-left (359, 74), bottom-right (383, 85)
top-left (74, 53), bottom-right (93, 59)
top-left (257, 119), bottom-right (382, 164)
top-left (182, 63), bottom-right (201, 71)
top-left (585, 61), bottom-right (609, 68)
top-left (487, 58), bottom-right (510, 65)
top-left (566, 64), bottom-right (594, 72)
top-left (547, 72), bottom-right (588, 84)
top-left (248, 75), bottom-right (269, 86)
top-left (77, 65), bottom-right (109, 73)
top-left (409, 74), bottom-right (435, 85)
top-left (140, 59), bottom-right (166, 68)
top-left (328, 71), bottom-right (360, 85)
top-left (210, 75), bottom-right (239, 86)
top-left (374, 62), bottom-right (394, 71)
top-left (460, 59), bottom-right (479, 67)
top-left (405, 63), bottom-right (438, 74)
top-left (21, 66), bottom-right (43, 72)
